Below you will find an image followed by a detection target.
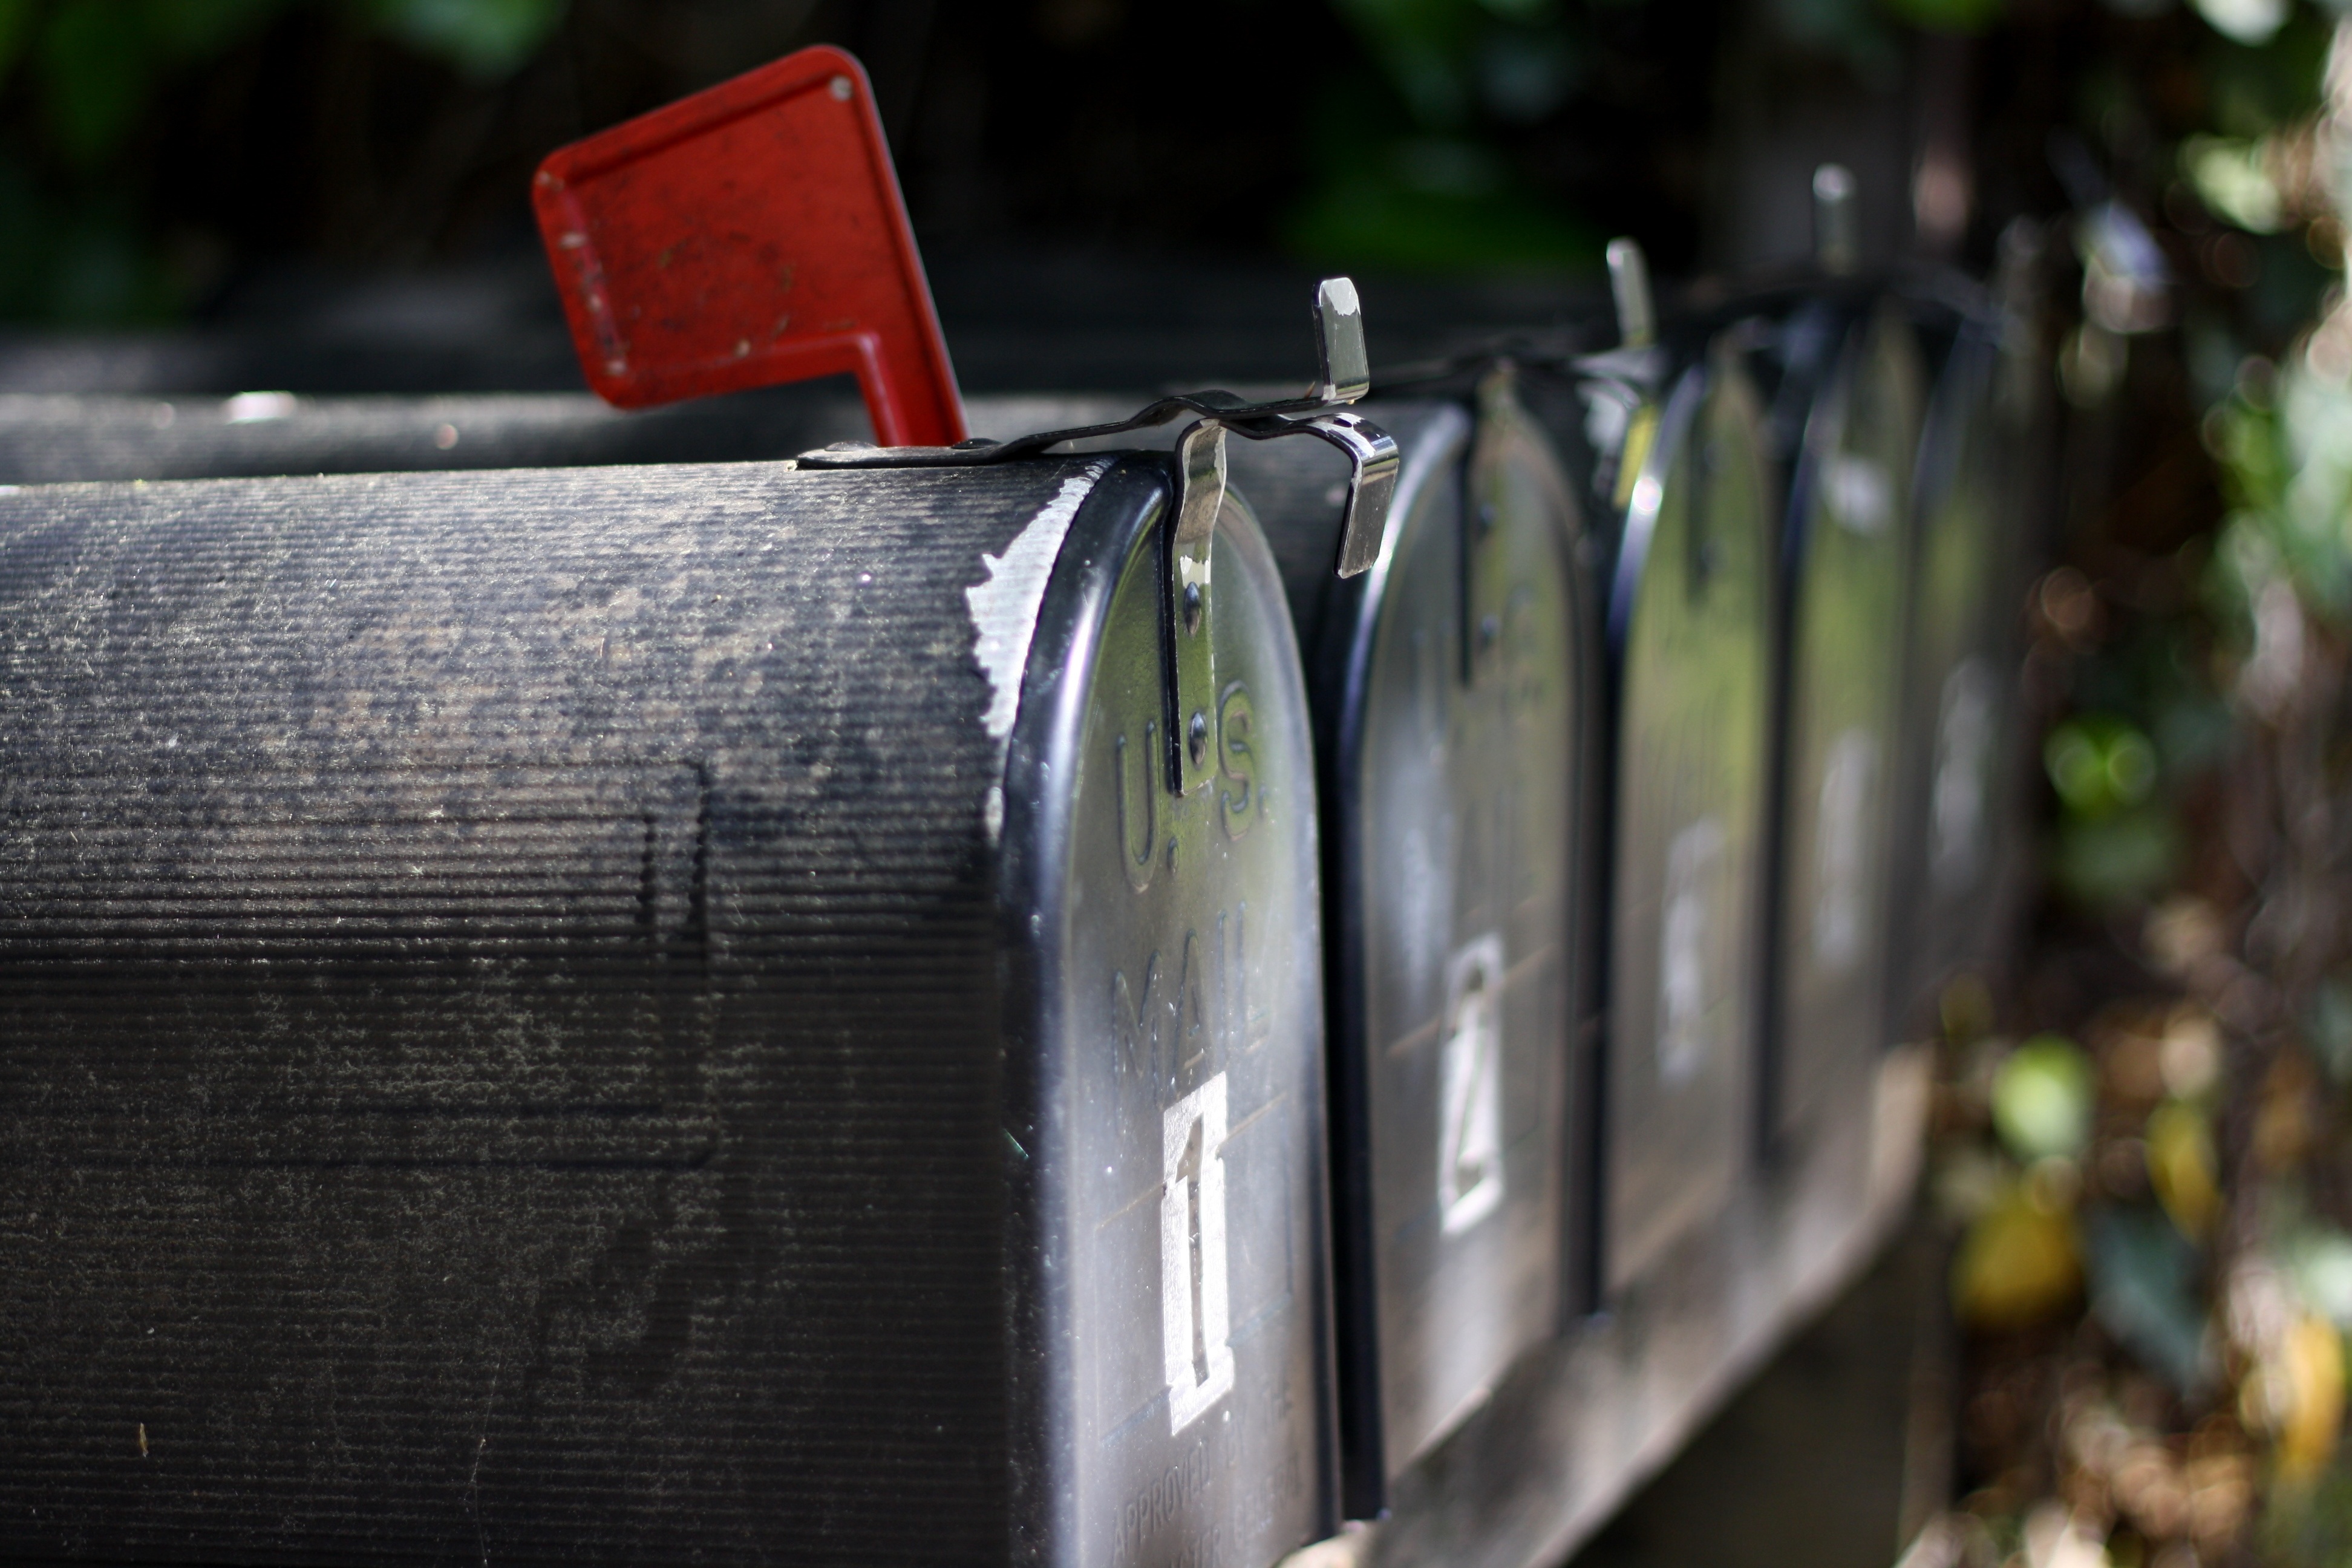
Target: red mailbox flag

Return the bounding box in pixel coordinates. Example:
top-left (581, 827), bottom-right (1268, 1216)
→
top-left (532, 45), bottom-right (965, 446)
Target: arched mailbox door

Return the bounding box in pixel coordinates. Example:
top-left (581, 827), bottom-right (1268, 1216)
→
top-left (1603, 344), bottom-right (1776, 1296)
top-left (0, 458), bottom-right (1333, 1568)
top-left (1763, 301), bottom-right (1926, 1142)
top-left (1228, 384), bottom-right (1583, 1510)
top-left (1892, 312), bottom-right (2014, 1022)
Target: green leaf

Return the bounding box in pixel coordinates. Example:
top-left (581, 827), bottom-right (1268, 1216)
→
top-left (2291, 1226), bottom-right (2352, 1328)
top-left (2044, 714), bottom-right (2159, 818)
top-left (2182, 134), bottom-right (2285, 231)
top-left (1991, 1035), bottom-right (2097, 1163)
top-left (2087, 1206), bottom-right (2212, 1393)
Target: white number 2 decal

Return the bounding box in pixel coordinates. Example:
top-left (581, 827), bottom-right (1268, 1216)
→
top-left (1439, 934), bottom-right (1506, 1235)
top-left (1161, 1073), bottom-right (1235, 1436)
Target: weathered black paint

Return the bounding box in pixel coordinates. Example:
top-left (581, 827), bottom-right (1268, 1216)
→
top-left (1597, 341), bottom-right (1778, 1297)
top-left (0, 456), bottom-right (1333, 1567)
top-left (1746, 298), bottom-right (1925, 1149)
top-left (1887, 297), bottom-right (2028, 1032)
top-left (1231, 384), bottom-right (1588, 1514)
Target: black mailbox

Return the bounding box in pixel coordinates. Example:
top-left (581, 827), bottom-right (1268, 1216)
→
top-left (1752, 298), bottom-right (1926, 1143)
top-left (1890, 304), bottom-right (2020, 1021)
top-left (0, 456), bottom-right (1334, 1568)
top-left (1599, 338), bottom-right (1778, 1295)
top-left (1226, 379), bottom-right (1587, 1511)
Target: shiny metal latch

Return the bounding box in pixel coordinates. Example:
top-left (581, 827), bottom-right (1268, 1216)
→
top-left (802, 277), bottom-right (1401, 795)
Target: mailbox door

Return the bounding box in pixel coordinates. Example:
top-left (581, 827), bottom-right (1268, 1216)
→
top-left (1769, 304), bottom-right (1925, 1140)
top-left (1603, 347), bottom-right (1776, 1295)
top-left (1339, 396), bottom-right (1578, 1475)
top-left (1894, 319), bottom-right (2011, 1017)
top-left (1002, 477), bottom-right (1336, 1568)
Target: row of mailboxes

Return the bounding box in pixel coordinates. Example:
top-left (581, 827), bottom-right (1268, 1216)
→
top-left (0, 266), bottom-right (2025, 1565)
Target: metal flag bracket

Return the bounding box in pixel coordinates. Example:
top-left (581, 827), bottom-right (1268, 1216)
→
top-left (799, 276), bottom-right (1402, 795)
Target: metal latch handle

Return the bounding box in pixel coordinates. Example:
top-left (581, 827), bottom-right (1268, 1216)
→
top-left (1161, 286), bottom-right (1399, 794)
top-left (794, 278), bottom-right (1400, 797)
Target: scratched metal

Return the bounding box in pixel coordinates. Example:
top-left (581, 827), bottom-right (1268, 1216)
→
top-left (1227, 387), bottom-right (1583, 1513)
top-left (0, 454), bottom-right (1332, 1567)
top-left (1601, 341), bottom-right (1777, 1298)
top-left (1760, 301), bottom-right (1925, 1145)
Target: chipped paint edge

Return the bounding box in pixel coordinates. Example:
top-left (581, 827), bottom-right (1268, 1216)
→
top-left (965, 459), bottom-right (1114, 841)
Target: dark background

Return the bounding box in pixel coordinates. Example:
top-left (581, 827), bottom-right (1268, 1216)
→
top-left (0, 0), bottom-right (2320, 422)
top-left (0, 0), bottom-right (2227, 393)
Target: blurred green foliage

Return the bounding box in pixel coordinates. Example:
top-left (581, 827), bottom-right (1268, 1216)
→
top-left (1933, 0), bottom-right (2352, 1550)
top-left (2211, 363), bottom-right (2352, 626)
top-left (2043, 706), bottom-right (2188, 907)
top-left (1288, 0), bottom-right (1610, 273)
top-left (361, 0), bottom-right (567, 78)
top-left (0, 0), bottom-right (567, 324)
top-left (2086, 1204), bottom-right (2210, 1391)
top-left (2045, 714), bottom-right (2160, 818)
top-left (1993, 1033), bottom-right (2098, 1162)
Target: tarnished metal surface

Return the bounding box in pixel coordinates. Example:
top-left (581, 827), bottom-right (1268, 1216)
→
top-left (0, 455), bottom-right (1333, 1566)
top-left (1011, 479), bottom-right (1336, 1568)
top-left (1230, 383), bottom-right (1586, 1513)
top-left (1890, 310), bottom-right (2022, 1024)
top-left (1765, 301), bottom-right (1926, 1143)
top-left (1602, 342), bottom-right (1778, 1296)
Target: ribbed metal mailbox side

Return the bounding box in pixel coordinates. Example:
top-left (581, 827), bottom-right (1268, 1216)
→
top-left (1601, 343), bottom-right (1777, 1296)
top-left (1228, 386), bottom-right (1583, 1512)
top-left (0, 390), bottom-right (846, 482)
top-left (1762, 300), bottom-right (1926, 1144)
top-left (0, 457), bottom-right (1333, 1568)
top-left (0, 391), bottom-right (1144, 486)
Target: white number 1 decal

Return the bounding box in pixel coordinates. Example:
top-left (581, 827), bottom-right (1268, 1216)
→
top-left (1161, 1073), bottom-right (1235, 1435)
